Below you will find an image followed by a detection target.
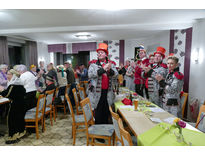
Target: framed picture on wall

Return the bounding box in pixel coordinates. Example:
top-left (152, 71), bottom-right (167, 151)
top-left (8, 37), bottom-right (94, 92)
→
top-left (134, 47), bottom-right (141, 61)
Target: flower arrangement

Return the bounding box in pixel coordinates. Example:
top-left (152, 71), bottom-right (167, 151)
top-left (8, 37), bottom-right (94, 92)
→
top-left (172, 118), bottom-right (187, 143)
top-left (173, 118), bottom-right (186, 134)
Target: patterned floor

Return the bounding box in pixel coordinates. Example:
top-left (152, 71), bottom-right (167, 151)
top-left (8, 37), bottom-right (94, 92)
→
top-left (0, 112), bottom-right (88, 146)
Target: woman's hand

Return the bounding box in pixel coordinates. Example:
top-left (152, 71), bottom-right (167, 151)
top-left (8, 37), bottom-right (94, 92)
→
top-left (155, 74), bottom-right (164, 82)
top-left (0, 86), bottom-right (4, 92)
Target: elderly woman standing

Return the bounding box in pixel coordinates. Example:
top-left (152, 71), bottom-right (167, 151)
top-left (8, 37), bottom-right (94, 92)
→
top-left (125, 61), bottom-right (135, 91)
top-left (0, 64), bottom-right (8, 90)
top-left (15, 65), bottom-right (37, 111)
top-left (0, 69), bottom-right (26, 144)
top-left (156, 56), bottom-right (184, 117)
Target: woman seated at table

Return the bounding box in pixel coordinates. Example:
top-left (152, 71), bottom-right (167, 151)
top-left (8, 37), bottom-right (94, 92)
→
top-left (155, 55), bottom-right (184, 117)
top-left (0, 69), bottom-right (26, 144)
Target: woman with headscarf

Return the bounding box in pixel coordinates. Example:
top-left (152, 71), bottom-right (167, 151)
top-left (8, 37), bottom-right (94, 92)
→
top-left (0, 69), bottom-right (26, 144)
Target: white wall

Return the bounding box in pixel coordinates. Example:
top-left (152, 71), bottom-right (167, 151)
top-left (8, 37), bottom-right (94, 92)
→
top-left (125, 31), bottom-right (170, 62)
top-left (189, 19), bottom-right (205, 106)
top-left (37, 42), bottom-right (51, 67)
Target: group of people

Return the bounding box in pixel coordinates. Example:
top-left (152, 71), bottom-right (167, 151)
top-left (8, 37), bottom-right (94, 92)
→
top-left (0, 60), bottom-right (88, 144)
top-left (118, 46), bottom-right (184, 117)
top-left (0, 42), bottom-right (184, 145)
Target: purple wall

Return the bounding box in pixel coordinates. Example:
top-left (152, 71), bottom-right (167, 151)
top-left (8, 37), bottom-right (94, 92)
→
top-left (169, 30), bottom-right (175, 53)
top-left (119, 40), bottom-right (125, 65)
top-left (48, 44), bottom-right (66, 53)
top-left (72, 42), bottom-right (96, 54)
top-left (183, 27), bottom-right (192, 93)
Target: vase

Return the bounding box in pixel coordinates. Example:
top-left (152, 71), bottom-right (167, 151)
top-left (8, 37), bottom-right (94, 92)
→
top-left (176, 127), bottom-right (184, 143)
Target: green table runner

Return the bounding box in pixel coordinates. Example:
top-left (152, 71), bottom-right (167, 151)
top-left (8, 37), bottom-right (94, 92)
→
top-left (138, 122), bottom-right (205, 146)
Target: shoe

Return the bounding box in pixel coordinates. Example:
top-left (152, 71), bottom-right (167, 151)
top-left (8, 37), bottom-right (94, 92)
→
top-left (5, 134), bottom-right (20, 144)
top-left (5, 138), bottom-right (20, 144)
top-left (96, 138), bottom-right (105, 143)
top-left (18, 130), bottom-right (26, 139)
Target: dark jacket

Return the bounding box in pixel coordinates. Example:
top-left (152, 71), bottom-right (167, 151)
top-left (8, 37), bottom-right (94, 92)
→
top-left (66, 68), bottom-right (75, 84)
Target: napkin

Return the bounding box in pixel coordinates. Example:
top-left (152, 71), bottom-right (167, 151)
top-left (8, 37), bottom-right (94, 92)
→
top-left (122, 98), bottom-right (132, 105)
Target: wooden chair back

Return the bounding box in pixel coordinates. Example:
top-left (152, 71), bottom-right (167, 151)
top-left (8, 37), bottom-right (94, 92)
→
top-left (80, 97), bottom-right (94, 129)
top-left (65, 93), bottom-right (75, 122)
top-left (118, 118), bottom-right (133, 146)
top-left (35, 94), bottom-right (46, 120)
top-left (72, 88), bottom-right (80, 106)
top-left (54, 87), bottom-right (59, 99)
top-left (181, 92), bottom-right (188, 118)
top-left (195, 105), bottom-right (205, 128)
top-left (65, 84), bottom-right (71, 95)
top-left (78, 87), bottom-right (86, 101)
top-left (109, 106), bottom-right (122, 143)
top-left (45, 89), bottom-right (55, 106)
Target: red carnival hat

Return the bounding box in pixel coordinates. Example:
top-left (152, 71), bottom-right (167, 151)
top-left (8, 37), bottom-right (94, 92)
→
top-left (96, 43), bottom-right (109, 55)
top-left (154, 46), bottom-right (166, 59)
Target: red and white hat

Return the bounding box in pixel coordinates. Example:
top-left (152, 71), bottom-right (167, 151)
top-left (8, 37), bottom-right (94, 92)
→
top-left (154, 46), bottom-right (166, 59)
top-left (96, 43), bottom-right (109, 55)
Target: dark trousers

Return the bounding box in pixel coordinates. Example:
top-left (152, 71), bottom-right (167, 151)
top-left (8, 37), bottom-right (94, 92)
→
top-left (8, 100), bottom-right (25, 137)
top-left (94, 89), bottom-right (110, 124)
top-left (24, 91), bottom-right (37, 112)
top-left (58, 86), bottom-right (66, 97)
top-left (135, 84), bottom-right (144, 97)
top-left (69, 83), bottom-right (76, 106)
top-left (145, 87), bottom-right (149, 99)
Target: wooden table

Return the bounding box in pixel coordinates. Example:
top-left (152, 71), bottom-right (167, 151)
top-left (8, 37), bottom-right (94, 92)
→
top-left (117, 107), bottom-right (200, 138)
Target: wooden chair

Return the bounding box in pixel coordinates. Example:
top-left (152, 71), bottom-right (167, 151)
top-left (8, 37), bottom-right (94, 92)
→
top-left (195, 105), bottom-right (205, 130)
top-left (78, 87), bottom-right (87, 101)
top-left (65, 93), bottom-right (86, 145)
top-left (109, 106), bottom-right (122, 145)
top-left (181, 92), bottom-right (188, 119)
top-left (80, 97), bottom-right (115, 146)
top-left (55, 84), bottom-right (71, 116)
top-left (81, 81), bottom-right (88, 96)
top-left (72, 88), bottom-right (83, 115)
top-left (25, 94), bottom-right (46, 139)
top-left (118, 118), bottom-right (137, 146)
top-left (45, 89), bottom-right (56, 126)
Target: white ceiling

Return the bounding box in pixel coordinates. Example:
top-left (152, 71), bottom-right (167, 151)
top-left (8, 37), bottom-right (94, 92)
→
top-left (0, 9), bottom-right (205, 44)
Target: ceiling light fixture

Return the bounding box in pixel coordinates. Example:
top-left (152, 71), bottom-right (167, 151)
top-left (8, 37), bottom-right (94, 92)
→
top-left (75, 34), bottom-right (91, 39)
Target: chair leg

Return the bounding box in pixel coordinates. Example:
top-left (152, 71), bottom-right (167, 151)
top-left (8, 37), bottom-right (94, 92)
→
top-left (71, 125), bottom-right (73, 138)
top-left (72, 124), bottom-right (76, 146)
top-left (112, 134), bottom-right (115, 146)
top-left (53, 107), bottom-right (56, 122)
top-left (108, 137), bottom-right (111, 146)
top-left (55, 106), bottom-right (58, 117)
top-left (91, 138), bottom-right (95, 146)
top-left (44, 119), bottom-right (46, 131)
top-left (86, 135), bottom-right (89, 146)
top-left (41, 118), bottom-right (44, 132)
top-left (50, 111), bottom-right (53, 126)
top-left (64, 104), bottom-right (66, 115)
top-left (35, 121), bottom-right (39, 139)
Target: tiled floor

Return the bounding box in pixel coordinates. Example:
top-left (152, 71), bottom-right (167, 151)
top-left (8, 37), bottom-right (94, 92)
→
top-left (0, 112), bottom-right (87, 146)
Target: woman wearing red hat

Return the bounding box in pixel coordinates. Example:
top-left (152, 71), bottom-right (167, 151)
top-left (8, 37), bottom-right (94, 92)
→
top-left (143, 46), bottom-right (168, 107)
top-left (88, 43), bottom-right (118, 128)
